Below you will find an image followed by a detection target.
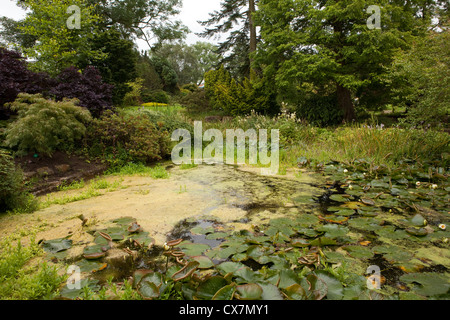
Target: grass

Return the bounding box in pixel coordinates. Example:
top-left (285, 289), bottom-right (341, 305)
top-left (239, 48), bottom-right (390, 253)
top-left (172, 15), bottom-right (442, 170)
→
top-left (0, 235), bottom-right (64, 299)
top-left (39, 177), bottom-right (124, 209)
top-left (108, 162), bottom-right (169, 179)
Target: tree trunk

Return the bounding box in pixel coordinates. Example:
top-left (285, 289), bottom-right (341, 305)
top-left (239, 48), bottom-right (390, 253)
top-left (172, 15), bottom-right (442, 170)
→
top-left (336, 84), bottom-right (355, 122)
top-left (248, 0), bottom-right (257, 79)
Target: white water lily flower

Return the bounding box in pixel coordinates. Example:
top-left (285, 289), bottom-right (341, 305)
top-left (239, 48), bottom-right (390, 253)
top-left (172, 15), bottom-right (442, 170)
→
top-left (343, 169), bottom-right (348, 173)
top-left (439, 224), bottom-right (446, 230)
top-left (348, 185), bottom-right (353, 190)
top-left (163, 242), bottom-right (170, 251)
top-left (431, 184), bottom-right (438, 189)
top-left (416, 181), bottom-right (421, 186)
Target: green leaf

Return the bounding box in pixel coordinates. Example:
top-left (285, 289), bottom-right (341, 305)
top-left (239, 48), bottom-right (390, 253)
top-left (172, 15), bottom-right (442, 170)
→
top-left (138, 280), bottom-right (159, 300)
top-left (400, 273), bottom-right (450, 297)
top-left (283, 283), bottom-right (307, 300)
top-left (196, 276), bottom-right (228, 300)
top-left (178, 242), bottom-right (210, 256)
top-left (191, 255), bottom-right (214, 269)
top-left (212, 283), bottom-right (236, 300)
top-left (42, 238), bottom-right (72, 253)
top-left (342, 246), bottom-right (374, 259)
top-left (315, 270), bottom-right (344, 300)
top-left (171, 261), bottom-right (199, 281)
top-left (236, 283), bottom-right (263, 300)
top-left (258, 282), bottom-right (284, 300)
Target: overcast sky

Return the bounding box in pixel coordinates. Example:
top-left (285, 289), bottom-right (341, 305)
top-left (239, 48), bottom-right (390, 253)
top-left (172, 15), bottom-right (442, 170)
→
top-left (0, 0), bottom-right (223, 49)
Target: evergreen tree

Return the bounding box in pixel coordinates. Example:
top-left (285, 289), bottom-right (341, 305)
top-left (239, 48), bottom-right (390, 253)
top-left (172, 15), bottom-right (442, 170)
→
top-left (255, 0), bottom-right (444, 122)
top-left (199, 0), bottom-right (258, 79)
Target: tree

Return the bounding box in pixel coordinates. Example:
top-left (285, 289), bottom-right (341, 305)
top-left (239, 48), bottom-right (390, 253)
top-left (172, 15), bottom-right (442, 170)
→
top-left (255, 0), bottom-right (443, 122)
top-left (15, 0), bottom-right (105, 75)
top-left (155, 42), bottom-right (219, 85)
top-left (387, 24), bottom-right (449, 127)
top-left (49, 66), bottom-right (114, 118)
top-left (0, 47), bottom-right (53, 119)
top-left (199, 0), bottom-right (259, 79)
top-left (87, 0), bottom-right (188, 50)
top-left (80, 28), bottom-right (138, 106)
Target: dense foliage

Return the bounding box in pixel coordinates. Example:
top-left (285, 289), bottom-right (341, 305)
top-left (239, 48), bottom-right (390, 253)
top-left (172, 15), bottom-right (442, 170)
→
top-left (387, 26), bottom-right (449, 127)
top-left (0, 47), bottom-right (53, 119)
top-left (204, 65), bottom-right (278, 116)
top-left (0, 148), bottom-right (37, 213)
top-left (49, 66), bottom-right (114, 118)
top-left (85, 111), bottom-right (170, 167)
top-left (3, 93), bottom-right (92, 156)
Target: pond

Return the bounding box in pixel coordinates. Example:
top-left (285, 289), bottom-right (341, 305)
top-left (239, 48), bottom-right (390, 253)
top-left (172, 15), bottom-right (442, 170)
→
top-left (3, 161), bottom-right (449, 300)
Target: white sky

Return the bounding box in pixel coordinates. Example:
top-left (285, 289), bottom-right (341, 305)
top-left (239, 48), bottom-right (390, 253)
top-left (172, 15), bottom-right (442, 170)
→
top-left (0, 0), bottom-right (223, 49)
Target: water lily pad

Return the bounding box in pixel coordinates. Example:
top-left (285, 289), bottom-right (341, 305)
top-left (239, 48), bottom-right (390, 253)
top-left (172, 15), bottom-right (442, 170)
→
top-left (400, 273), bottom-right (450, 297)
top-left (317, 224), bottom-right (349, 239)
top-left (75, 260), bottom-right (106, 273)
top-left (375, 226), bottom-right (408, 240)
top-left (205, 232), bottom-right (229, 240)
top-left (329, 194), bottom-right (350, 202)
top-left (372, 245), bottom-right (413, 263)
top-left (348, 217), bottom-right (383, 231)
top-left (303, 274), bottom-right (327, 300)
top-left (191, 255), bottom-right (214, 269)
top-left (283, 283), bottom-right (307, 300)
top-left (259, 282), bottom-right (284, 300)
top-left (196, 276), bottom-right (228, 300)
top-left (291, 238), bottom-right (310, 247)
top-left (129, 232), bottom-right (155, 247)
top-left (178, 242), bottom-right (210, 256)
top-left (370, 180), bottom-right (389, 189)
top-left (315, 270), bottom-right (344, 300)
top-left (216, 261), bottom-right (246, 276)
top-left (127, 222), bottom-right (142, 233)
top-left (112, 217), bottom-right (136, 225)
top-left (140, 272), bottom-right (163, 288)
top-left (212, 283), bottom-right (236, 300)
top-left (83, 251), bottom-right (107, 260)
top-left (42, 238), bottom-right (72, 253)
top-left (59, 279), bottom-right (100, 300)
top-left (295, 214), bottom-right (319, 226)
top-left (171, 261), bottom-right (199, 281)
top-left (318, 215), bottom-right (349, 224)
top-left (333, 208), bottom-right (356, 216)
top-left (342, 246), bottom-right (374, 259)
top-left (405, 227), bottom-right (429, 236)
top-left (138, 280), bottom-right (159, 299)
top-left (309, 237), bottom-right (338, 247)
top-left (235, 283), bottom-right (263, 300)
top-left (360, 198), bottom-right (376, 206)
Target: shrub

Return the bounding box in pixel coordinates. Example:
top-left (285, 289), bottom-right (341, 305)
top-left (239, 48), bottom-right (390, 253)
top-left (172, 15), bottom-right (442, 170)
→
top-left (3, 93), bottom-right (92, 156)
top-left (85, 110), bottom-right (170, 166)
top-left (142, 89), bottom-right (170, 104)
top-left (388, 28), bottom-right (449, 127)
top-left (296, 95), bottom-right (343, 127)
top-left (204, 66), bottom-right (279, 116)
top-left (180, 89), bottom-right (210, 112)
top-left (181, 83), bottom-right (198, 92)
top-left (49, 66), bottom-right (114, 118)
top-left (0, 149), bottom-right (37, 213)
top-left (0, 47), bottom-right (54, 119)
top-left (122, 78), bottom-right (144, 106)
